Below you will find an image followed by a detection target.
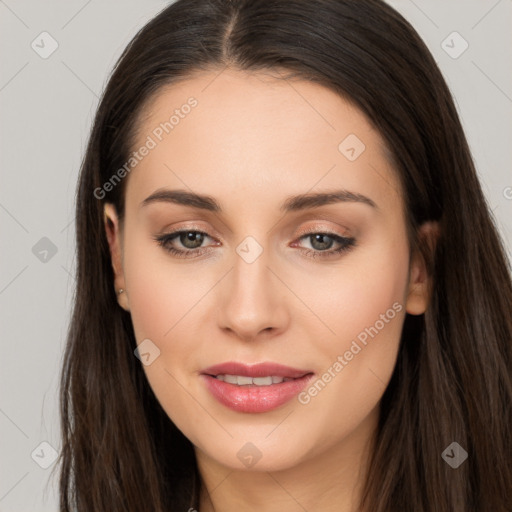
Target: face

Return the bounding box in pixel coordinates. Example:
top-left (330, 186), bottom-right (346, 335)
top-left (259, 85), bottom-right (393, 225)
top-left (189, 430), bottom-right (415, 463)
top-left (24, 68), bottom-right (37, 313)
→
top-left (104, 68), bottom-right (432, 474)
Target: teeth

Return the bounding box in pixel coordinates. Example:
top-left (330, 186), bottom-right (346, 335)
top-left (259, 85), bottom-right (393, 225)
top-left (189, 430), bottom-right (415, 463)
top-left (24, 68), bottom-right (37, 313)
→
top-left (253, 376), bottom-right (273, 385)
top-left (214, 374), bottom-right (295, 386)
top-left (237, 375), bottom-right (254, 385)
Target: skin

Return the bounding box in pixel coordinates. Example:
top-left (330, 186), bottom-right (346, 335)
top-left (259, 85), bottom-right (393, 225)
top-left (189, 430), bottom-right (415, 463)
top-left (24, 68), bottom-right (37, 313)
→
top-left (104, 67), bottom-right (437, 512)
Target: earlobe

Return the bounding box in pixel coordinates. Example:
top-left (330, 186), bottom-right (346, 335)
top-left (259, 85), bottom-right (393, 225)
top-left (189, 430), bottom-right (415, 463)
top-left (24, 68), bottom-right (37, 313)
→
top-left (405, 260), bottom-right (429, 315)
top-left (405, 221), bottom-right (440, 315)
top-left (103, 203), bottom-right (130, 311)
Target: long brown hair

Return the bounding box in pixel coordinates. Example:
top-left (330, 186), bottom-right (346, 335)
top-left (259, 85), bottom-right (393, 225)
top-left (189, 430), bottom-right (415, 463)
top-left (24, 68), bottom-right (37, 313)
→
top-left (57, 0), bottom-right (512, 510)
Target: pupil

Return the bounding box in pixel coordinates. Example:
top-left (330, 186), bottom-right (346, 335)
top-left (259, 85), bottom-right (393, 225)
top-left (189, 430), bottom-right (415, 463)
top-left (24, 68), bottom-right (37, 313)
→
top-left (312, 234), bottom-right (332, 250)
top-left (182, 232), bottom-right (203, 248)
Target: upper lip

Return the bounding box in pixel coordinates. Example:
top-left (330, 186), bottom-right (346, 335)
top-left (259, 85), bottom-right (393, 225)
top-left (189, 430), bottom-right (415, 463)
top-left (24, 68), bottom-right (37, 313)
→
top-left (201, 361), bottom-right (313, 379)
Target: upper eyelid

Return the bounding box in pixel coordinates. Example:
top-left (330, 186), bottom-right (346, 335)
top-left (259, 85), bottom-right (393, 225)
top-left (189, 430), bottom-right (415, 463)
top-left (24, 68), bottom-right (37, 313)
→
top-left (294, 224), bottom-right (351, 239)
top-left (161, 218), bottom-right (351, 238)
top-left (162, 226), bottom-right (349, 242)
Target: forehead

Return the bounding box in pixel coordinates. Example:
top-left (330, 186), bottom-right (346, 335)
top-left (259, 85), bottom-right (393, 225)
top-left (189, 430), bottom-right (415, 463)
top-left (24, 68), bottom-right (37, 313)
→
top-left (125, 67), bottom-right (402, 216)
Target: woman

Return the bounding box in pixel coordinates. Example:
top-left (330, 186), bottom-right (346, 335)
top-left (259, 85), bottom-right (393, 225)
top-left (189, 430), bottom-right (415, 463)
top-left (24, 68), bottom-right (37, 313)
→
top-left (57, 0), bottom-right (512, 510)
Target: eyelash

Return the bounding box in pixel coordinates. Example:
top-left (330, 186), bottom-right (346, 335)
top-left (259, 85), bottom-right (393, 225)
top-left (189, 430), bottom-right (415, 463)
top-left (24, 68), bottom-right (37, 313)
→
top-left (153, 228), bottom-right (356, 260)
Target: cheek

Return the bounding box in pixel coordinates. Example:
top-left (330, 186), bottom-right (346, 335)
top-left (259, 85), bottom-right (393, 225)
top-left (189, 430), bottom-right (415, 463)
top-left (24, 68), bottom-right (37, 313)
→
top-left (122, 234), bottom-right (209, 437)
top-left (290, 237), bottom-right (409, 450)
top-left (122, 229), bottom-right (202, 343)
top-left (122, 236), bottom-right (166, 341)
top-left (342, 243), bottom-right (408, 340)
top-left (294, 232), bottom-right (410, 353)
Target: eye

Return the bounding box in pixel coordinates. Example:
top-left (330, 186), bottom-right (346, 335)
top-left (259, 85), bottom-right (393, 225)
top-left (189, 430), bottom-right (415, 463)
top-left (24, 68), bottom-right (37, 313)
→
top-left (292, 231), bottom-right (356, 259)
top-left (153, 229), bottom-right (215, 259)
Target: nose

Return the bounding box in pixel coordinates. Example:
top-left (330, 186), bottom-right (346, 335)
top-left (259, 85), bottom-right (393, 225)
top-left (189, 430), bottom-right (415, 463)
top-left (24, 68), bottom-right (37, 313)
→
top-left (216, 248), bottom-right (290, 342)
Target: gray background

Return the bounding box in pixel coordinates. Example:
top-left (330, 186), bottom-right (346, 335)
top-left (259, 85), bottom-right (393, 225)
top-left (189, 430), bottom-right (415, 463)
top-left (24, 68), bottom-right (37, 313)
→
top-left (1, 1), bottom-right (511, 510)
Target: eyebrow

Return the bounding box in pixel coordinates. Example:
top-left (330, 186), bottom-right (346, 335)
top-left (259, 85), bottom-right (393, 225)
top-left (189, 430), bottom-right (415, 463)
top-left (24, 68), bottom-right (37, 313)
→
top-left (140, 188), bottom-right (378, 212)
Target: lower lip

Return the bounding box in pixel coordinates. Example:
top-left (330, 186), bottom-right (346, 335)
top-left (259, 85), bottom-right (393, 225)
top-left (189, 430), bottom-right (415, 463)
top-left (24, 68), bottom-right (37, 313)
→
top-left (201, 373), bottom-right (314, 413)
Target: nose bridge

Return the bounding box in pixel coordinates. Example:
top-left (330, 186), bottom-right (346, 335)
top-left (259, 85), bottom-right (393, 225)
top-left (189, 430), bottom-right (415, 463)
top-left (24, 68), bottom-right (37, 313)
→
top-left (218, 234), bottom-right (288, 339)
top-left (233, 239), bottom-right (271, 300)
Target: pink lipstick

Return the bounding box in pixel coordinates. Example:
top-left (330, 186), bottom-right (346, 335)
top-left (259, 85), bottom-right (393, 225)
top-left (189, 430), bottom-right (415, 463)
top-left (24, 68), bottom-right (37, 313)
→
top-left (200, 361), bottom-right (314, 413)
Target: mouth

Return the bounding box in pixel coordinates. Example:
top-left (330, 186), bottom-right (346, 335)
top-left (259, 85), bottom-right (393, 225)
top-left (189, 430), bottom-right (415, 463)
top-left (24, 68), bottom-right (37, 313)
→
top-left (200, 361), bottom-right (314, 413)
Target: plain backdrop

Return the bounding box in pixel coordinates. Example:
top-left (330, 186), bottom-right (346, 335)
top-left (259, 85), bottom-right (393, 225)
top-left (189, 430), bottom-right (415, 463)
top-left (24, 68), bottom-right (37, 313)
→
top-left (1, 1), bottom-right (511, 510)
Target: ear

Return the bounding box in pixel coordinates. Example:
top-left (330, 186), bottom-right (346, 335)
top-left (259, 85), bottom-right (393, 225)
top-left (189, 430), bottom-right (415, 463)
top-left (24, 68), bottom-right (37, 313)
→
top-left (104, 203), bottom-right (130, 311)
top-left (405, 221), bottom-right (440, 315)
